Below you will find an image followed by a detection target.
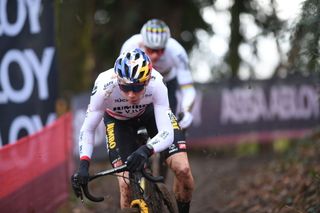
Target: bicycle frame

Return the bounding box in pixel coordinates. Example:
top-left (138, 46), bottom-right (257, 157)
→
top-left (128, 170), bottom-right (149, 212)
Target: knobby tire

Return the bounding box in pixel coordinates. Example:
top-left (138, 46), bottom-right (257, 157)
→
top-left (143, 180), bottom-right (178, 213)
top-left (144, 179), bottom-right (163, 213)
top-left (156, 182), bottom-right (179, 213)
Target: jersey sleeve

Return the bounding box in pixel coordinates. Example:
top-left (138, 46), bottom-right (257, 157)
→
top-left (172, 40), bottom-right (196, 112)
top-left (78, 73), bottom-right (110, 160)
top-left (146, 76), bottom-right (174, 152)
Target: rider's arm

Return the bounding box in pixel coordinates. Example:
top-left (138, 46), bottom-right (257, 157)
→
top-left (79, 72), bottom-right (111, 161)
top-left (172, 40), bottom-right (196, 113)
top-left (147, 77), bottom-right (174, 153)
top-left (180, 83), bottom-right (196, 113)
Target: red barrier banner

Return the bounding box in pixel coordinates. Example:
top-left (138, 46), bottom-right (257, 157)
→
top-left (0, 113), bottom-right (73, 212)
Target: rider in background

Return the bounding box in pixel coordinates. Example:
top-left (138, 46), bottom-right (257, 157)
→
top-left (120, 19), bottom-right (196, 130)
top-left (72, 48), bottom-right (194, 213)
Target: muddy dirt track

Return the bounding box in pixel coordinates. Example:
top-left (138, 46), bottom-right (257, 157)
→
top-left (58, 148), bottom-right (273, 213)
top-left (57, 131), bottom-right (320, 213)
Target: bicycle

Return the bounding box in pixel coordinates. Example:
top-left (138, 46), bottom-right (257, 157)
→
top-left (72, 163), bottom-right (178, 213)
top-left (72, 128), bottom-right (178, 212)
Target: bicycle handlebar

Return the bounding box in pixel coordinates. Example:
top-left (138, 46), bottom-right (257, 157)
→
top-left (81, 164), bottom-right (164, 202)
top-left (141, 168), bottom-right (164, 182)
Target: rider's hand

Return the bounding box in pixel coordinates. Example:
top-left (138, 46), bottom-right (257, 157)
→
top-left (178, 111), bottom-right (193, 129)
top-left (126, 145), bottom-right (153, 172)
top-left (71, 160), bottom-right (90, 198)
top-left (71, 173), bottom-right (83, 199)
top-left (77, 160), bottom-right (90, 184)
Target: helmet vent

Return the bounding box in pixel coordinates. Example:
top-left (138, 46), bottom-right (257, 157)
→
top-left (135, 53), bottom-right (140, 60)
top-left (117, 68), bottom-right (123, 77)
top-left (124, 64), bottom-right (129, 78)
top-left (145, 69), bottom-right (150, 77)
top-left (137, 71), bottom-right (145, 80)
top-left (132, 65), bottom-right (138, 77)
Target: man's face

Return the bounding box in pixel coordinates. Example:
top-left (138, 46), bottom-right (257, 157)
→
top-left (144, 46), bottom-right (165, 63)
top-left (118, 83), bottom-right (146, 104)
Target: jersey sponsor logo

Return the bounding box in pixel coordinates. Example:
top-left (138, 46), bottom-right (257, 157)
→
top-left (79, 131), bottom-right (84, 140)
top-left (168, 144), bottom-right (178, 153)
top-left (113, 104), bottom-right (147, 114)
top-left (149, 139), bottom-right (160, 146)
top-left (106, 123), bottom-right (116, 149)
top-left (114, 98), bottom-right (128, 103)
top-left (103, 81), bottom-right (113, 90)
top-left (169, 144), bottom-right (176, 149)
top-left (168, 111), bottom-right (180, 130)
top-left (79, 144), bottom-right (84, 156)
top-left (159, 131), bottom-right (169, 139)
top-left (91, 85), bottom-right (97, 96)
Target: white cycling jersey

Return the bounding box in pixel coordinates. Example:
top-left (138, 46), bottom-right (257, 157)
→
top-left (121, 34), bottom-right (196, 112)
top-left (79, 68), bottom-right (174, 160)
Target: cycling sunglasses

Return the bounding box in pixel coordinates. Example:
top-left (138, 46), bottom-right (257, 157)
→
top-left (145, 47), bottom-right (165, 54)
top-left (119, 83), bottom-right (146, 93)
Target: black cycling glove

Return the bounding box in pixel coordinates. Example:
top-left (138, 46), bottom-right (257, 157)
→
top-left (71, 160), bottom-right (90, 199)
top-left (126, 145), bottom-right (153, 172)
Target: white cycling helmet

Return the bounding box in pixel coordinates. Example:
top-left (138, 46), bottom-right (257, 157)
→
top-left (141, 19), bottom-right (171, 50)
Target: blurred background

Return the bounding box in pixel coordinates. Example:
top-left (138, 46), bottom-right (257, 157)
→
top-left (0, 0), bottom-right (319, 212)
top-left (55, 0), bottom-right (320, 92)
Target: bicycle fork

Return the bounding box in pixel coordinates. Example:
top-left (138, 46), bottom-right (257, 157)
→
top-left (130, 172), bottom-right (149, 213)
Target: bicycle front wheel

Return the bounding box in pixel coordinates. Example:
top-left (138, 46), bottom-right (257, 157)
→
top-left (143, 180), bottom-right (178, 213)
top-left (155, 182), bottom-right (179, 213)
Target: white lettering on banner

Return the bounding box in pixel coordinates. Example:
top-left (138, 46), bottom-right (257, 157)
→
top-left (0, 49), bottom-right (33, 103)
top-left (220, 88), bottom-right (269, 123)
top-left (0, 47), bottom-right (55, 103)
top-left (0, 0), bottom-right (41, 36)
top-left (221, 85), bottom-right (319, 124)
top-left (8, 113), bottom-right (56, 144)
top-left (24, 0), bottom-right (41, 33)
top-left (298, 86), bottom-right (318, 118)
top-left (24, 48), bottom-right (54, 99)
top-left (9, 115), bottom-right (34, 141)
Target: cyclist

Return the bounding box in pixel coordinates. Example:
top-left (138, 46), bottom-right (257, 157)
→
top-left (120, 19), bottom-right (196, 130)
top-left (72, 48), bottom-right (194, 213)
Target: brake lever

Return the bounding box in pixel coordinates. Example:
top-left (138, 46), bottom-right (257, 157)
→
top-left (71, 174), bottom-right (86, 202)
